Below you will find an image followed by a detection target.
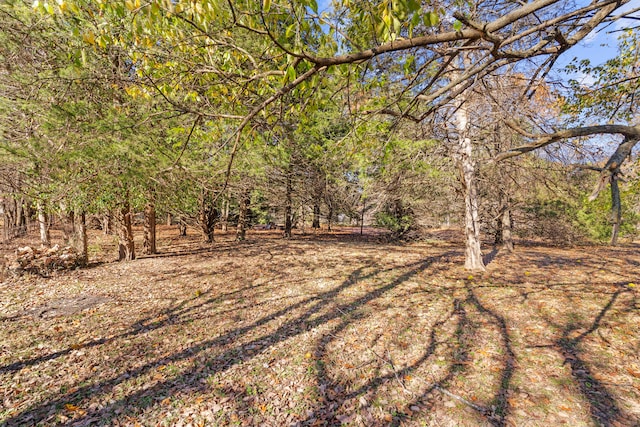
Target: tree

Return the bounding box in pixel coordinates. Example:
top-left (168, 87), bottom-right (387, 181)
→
top-left (41, 0), bottom-right (638, 267)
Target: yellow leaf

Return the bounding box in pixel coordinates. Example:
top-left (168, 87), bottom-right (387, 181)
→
top-left (161, 397), bottom-right (171, 406)
top-left (83, 31), bottom-right (95, 46)
top-left (628, 283), bottom-right (636, 288)
top-left (467, 275), bottom-right (474, 280)
top-left (304, 352), bottom-right (312, 359)
top-left (64, 403), bottom-right (79, 412)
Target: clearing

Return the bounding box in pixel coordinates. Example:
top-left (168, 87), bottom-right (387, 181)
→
top-left (1, 226), bottom-right (639, 426)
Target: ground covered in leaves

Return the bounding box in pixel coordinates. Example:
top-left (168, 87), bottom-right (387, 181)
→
top-left (1, 226), bottom-right (639, 426)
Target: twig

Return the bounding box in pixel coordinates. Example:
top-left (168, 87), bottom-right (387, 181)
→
top-left (433, 384), bottom-right (488, 413)
top-left (368, 348), bottom-right (413, 395)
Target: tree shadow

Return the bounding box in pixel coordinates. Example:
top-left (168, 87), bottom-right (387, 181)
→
top-left (1, 254), bottom-right (454, 426)
top-left (537, 286), bottom-right (639, 426)
top-left (0, 282), bottom-right (263, 374)
top-left (294, 269), bottom-right (520, 426)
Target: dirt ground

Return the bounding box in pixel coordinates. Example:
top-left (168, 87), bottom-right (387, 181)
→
top-left (1, 225), bottom-right (639, 426)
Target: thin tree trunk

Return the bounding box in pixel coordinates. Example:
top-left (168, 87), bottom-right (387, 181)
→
top-left (166, 213), bottom-right (172, 226)
top-left (198, 190), bottom-right (216, 243)
top-left (37, 201), bottom-right (50, 246)
top-left (75, 211), bottom-right (88, 265)
top-left (610, 174), bottom-right (621, 246)
top-left (327, 205), bottom-right (333, 232)
top-left (143, 203), bottom-right (156, 255)
top-left (312, 204), bottom-right (321, 229)
top-left (102, 214), bottom-right (112, 235)
top-left (116, 203), bottom-right (135, 261)
top-left (62, 210), bottom-right (75, 245)
top-left (236, 189), bottom-right (250, 241)
top-left (2, 197), bottom-right (12, 242)
top-left (221, 198), bottom-right (229, 232)
top-left (360, 198), bottom-right (365, 235)
top-left (178, 222), bottom-right (187, 236)
top-left (284, 174), bottom-right (293, 238)
top-left (16, 197), bottom-right (26, 236)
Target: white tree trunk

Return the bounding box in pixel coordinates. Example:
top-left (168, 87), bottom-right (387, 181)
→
top-left (454, 93), bottom-right (485, 271)
top-left (37, 201), bottom-right (50, 246)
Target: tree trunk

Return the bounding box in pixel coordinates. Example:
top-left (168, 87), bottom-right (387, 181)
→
top-left (102, 214), bottom-right (112, 235)
top-left (312, 204), bottom-right (321, 229)
top-left (198, 190), bottom-right (216, 243)
top-left (2, 197), bottom-right (13, 242)
top-left (116, 203), bottom-right (135, 261)
top-left (454, 94), bottom-right (485, 271)
top-left (75, 211), bottom-right (88, 265)
top-left (236, 189), bottom-right (250, 241)
top-left (16, 197), bottom-right (26, 237)
top-left (166, 213), bottom-right (172, 226)
top-left (37, 201), bottom-right (50, 246)
top-left (62, 210), bottom-right (75, 245)
top-left (360, 198), bottom-right (365, 235)
top-left (221, 198), bottom-right (229, 232)
top-left (143, 203), bottom-right (156, 255)
top-left (284, 174), bottom-right (293, 238)
top-left (327, 205), bottom-right (333, 232)
top-left (501, 207), bottom-right (514, 252)
top-left (610, 173), bottom-right (621, 246)
top-left (178, 222), bottom-right (187, 236)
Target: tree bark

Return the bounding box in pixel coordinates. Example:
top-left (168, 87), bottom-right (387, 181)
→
top-left (36, 201), bottom-right (50, 246)
top-left (143, 203), bottom-right (157, 255)
top-left (501, 207), bottom-right (514, 252)
top-left (102, 214), bottom-right (112, 235)
top-left (178, 222), bottom-right (187, 236)
top-left (221, 198), bottom-right (229, 232)
top-left (327, 205), bottom-right (333, 232)
top-left (75, 211), bottom-right (88, 265)
top-left (454, 82), bottom-right (485, 271)
top-left (610, 173), bottom-right (621, 246)
top-left (198, 190), bottom-right (216, 243)
top-left (360, 198), bottom-right (365, 235)
top-left (166, 212), bottom-right (172, 226)
top-left (2, 197), bottom-right (13, 242)
top-left (236, 189), bottom-right (250, 241)
top-left (312, 204), bottom-right (321, 229)
top-left (62, 210), bottom-right (75, 245)
top-left (116, 203), bottom-right (135, 261)
top-left (284, 173), bottom-right (293, 238)
top-left (16, 197), bottom-right (26, 237)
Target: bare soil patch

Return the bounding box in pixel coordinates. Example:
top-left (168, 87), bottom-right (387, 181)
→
top-left (1, 226), bottom-right (639, 426)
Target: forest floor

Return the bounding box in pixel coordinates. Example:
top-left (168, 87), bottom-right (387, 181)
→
top-left (1, 225), bottom-right (639, 427)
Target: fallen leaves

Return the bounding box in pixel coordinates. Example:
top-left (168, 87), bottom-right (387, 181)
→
top-left (0, 227), bottom-right (639, 427)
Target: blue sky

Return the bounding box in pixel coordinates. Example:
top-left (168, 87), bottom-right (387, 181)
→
top-left (554, 1), bottom-right (640, 84)
top-left (315, 0), bottom-right (640, 83)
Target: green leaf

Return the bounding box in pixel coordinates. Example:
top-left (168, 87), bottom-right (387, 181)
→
top-left (453, 20), bottom-right (462, 31)
top-left (286, 23), bottom-right (296, 38)
top-left (308, 0), bottom-right (318, 13)
top-left (284, 64), bottom-right (296, 82)
top-left (263, 0), bottom-right (271, 13)
top-left (424, 11), bottom-right (439, 27)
